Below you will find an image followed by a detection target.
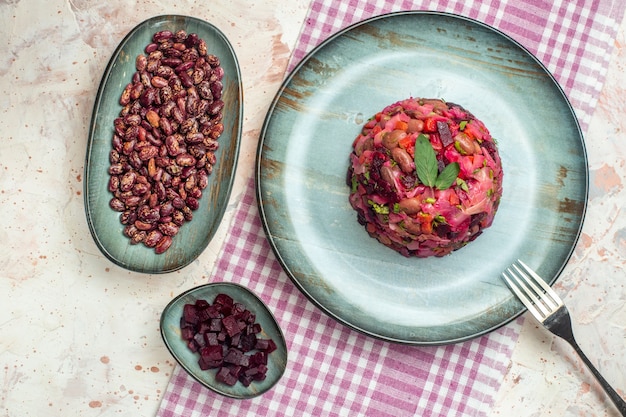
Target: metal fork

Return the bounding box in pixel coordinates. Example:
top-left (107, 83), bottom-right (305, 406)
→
top-left (502, 260), bottom-right (626, 415)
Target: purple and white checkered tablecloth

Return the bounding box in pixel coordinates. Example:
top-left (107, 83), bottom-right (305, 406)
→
top-left (156, 1), bottom-right (625, 416)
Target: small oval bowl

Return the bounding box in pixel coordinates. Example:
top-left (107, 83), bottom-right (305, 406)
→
top-left (160, 282), bottom-right (287, 399)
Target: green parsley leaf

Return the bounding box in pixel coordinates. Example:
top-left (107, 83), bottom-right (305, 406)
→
top-left (414, 134), bottom-right (438, 187)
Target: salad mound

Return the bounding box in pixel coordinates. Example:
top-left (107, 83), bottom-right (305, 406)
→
top-left (347, 98), bottom-right (503, 257)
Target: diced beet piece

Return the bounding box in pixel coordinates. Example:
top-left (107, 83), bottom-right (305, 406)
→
top-left (227, 365), bottom-right (243, 378)
top-left (252, 372), bottom-right (267, 382)
top-left (217, 330), bottom-right (227, 343)
top-left (181, 327), bottom-right (195, 341)
top-left (206, 304), bottom-right (221, 319)
top-left (180, 316), bottom-right (193, 329)
top-left (198, 357), bottom-right (222, 370)
top-left (238, 319), bottom-right (247, 331)
top-left (247, 323), bottom-right (261, 334)
top-left (208, 318), bottom-right (222, 332)
top-left (240, 333), bottom-right (257, 352)
top-left (250, 351), bottom-right (267, 366)
top-left (231, 332), bottom-right (241, 347)
top-left (437, 120), bottom-right (454, 147)
top-left (244, 366), bottom-right (260, 377)
top-left (224, 348), bottom-right (249, 367)
top-left (195, 299), bottom-right (210, 309)
top-left (236, 309), bottom-right (250, 323)
top-left (214, 293), bottom-right (233, 306)
top-left (187, 340), bottom-right (198, 353)
top-left (245, 364), bottom-right (268, 381)
top-left (255, 338), bottom-right (277, 353)
top-left (246, 312), bottom-right (256, 324)
top-left (216, 367), bottom-right (237, 386)
top-left (193, 332), bottom-right (206, 349)
top-left (197, 321), bottom-right (211, 334)
top-left (200, 344), bottom-right (223, 361)
top-left (214, 293), bottom-right (233, 308)
top-left (239, 374), bottom-right (253, 387)
top-left (264, 339), bottom-right (277, 354)
top-left (221, 315), bottom-right (241, 337)
top-left (182, 304), bottom-right (199, 325)
top-left (197, 307), bottom-right (212, 322)
top-left (232, 303), bottom-right (245, 316)
top-left (204, 332), bottom-right (218, 346)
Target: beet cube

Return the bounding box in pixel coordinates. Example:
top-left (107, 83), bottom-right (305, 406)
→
top-left (232, 303), bottom-right (245, 315)
top-left (198, 357), bottom-right (222, 370)
top-left (238, 319), bottom-right (248, 332)
top-left (233, 333), bottom-right (243, 347)
top-left (197, 307), bottom-right (212, 323)
top-left (217, 330), bottom-right (227, 343)
top-left (224, 348), bottom-right (249, 367)
top-left (187, 340), bottom-right (198, 353)
top-left (222, 315), bottom-right (241, 337)
top-left (247, 313), bottom-right (257, 325)
top-left (239, 374), bottom-right (253, 387)
top-left (197, 321), bottom-right (211, 334)
top-left (250, 351), bottom-right (267, 366)
top-left (193, 332), bottom-right (206, 349)
top-left (216, 367), bottom-right (237, 386)
top-left (244, 366), bottom-right (260, 377)
top-left (195, 299), bottom-right (210, 309)
top-left (255, 338), bottom-right (269, 351)
top-left (204, 332), bottom-right (218, 346)
top-left (183, 304), bottom-right (199, 325)
top-left (240, 333), bottom-right (257, 352)
top-left (181, 327), bottom-right (195, 341)
top-left (248, 323), bottom-right (261, 334)
top-left (253, 372), bottom-right (267, 382)
top-left (437, 120), bottom-right (454, 147)
top-left (214, 293), bottom-right (233, 308)
top-left (237, 309), bottom-right (251, 323)
top-left (180, 316), bottom-right (193, 329)
top-left (227, 365), bottom-right (243, 378)
top-left (208, 318), bottom-right (222, 332)
top-left (264, 339), bottom-right (277, 354)
top-left (200, 345), bottom-right (224, 362)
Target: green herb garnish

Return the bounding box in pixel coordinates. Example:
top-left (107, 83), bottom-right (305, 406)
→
top-left (414, 134), bottom-right (439, 187)
top-left (456, 177), bottom-right (469, 192)
top-left (414, 134), bottom-right (460, 190)
top-left (368, 200), bottom-right (389, 215)
top-left (435, 162), bottom-right (460, 190)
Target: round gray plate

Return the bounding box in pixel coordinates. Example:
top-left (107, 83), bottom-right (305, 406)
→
top-left (84, 15), bottom-right (242, 274)
top-left (256, 11), bottom-right (588, 345)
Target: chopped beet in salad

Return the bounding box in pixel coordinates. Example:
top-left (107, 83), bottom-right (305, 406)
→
top-left (347, 98), bottom-right (503, 257)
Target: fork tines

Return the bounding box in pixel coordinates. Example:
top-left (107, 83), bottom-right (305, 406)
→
top-left (501, 260), bottom-right (563, 322)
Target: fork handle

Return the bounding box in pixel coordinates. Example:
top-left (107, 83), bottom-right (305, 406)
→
top-left (567, 338), bottom-right (626, 415)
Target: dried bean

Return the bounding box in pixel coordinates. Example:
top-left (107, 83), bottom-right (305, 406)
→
top-left (144, 230), bottom-right (163, 248)
top-left (108, 30), bottom-right (225, 253)
top-left (154, 236), bottom-right (173, 254)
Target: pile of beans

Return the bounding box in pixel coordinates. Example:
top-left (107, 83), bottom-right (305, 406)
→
top-left (107, 29), bottom-right (225, 254)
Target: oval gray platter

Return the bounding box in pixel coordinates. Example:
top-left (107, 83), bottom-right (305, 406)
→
top-left (84, 15), bottom-right (242, 274)
top-left (256, 11), bottom-right (588, 345)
